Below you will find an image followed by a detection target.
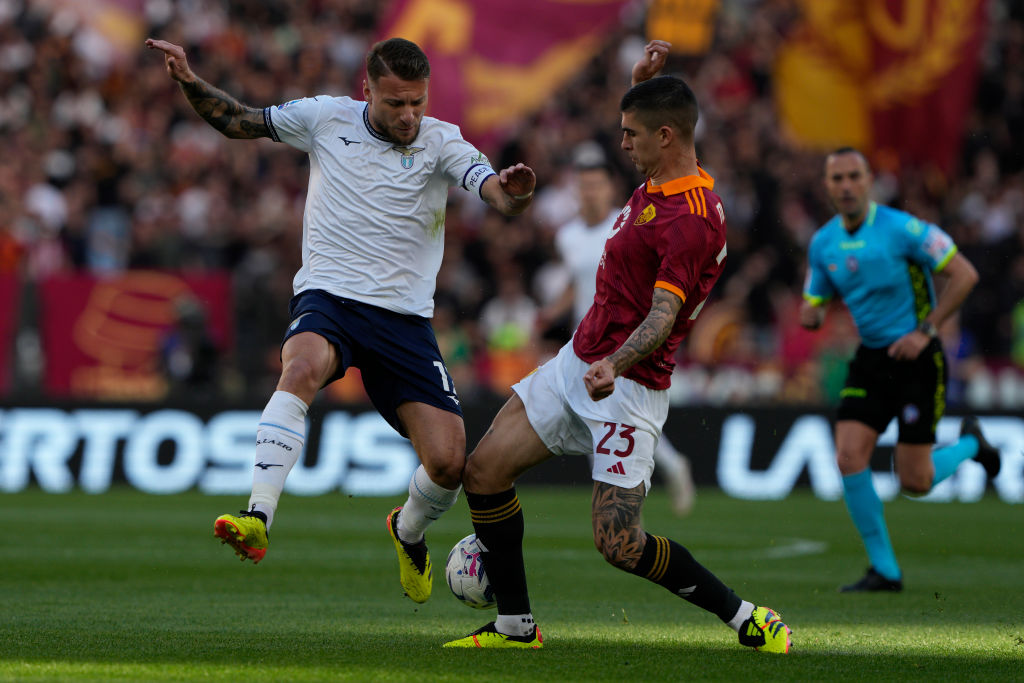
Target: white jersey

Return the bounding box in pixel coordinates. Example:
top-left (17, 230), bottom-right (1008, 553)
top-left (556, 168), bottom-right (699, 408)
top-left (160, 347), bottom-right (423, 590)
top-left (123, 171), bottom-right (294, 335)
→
top-left (264, 96), bottom-right (495, 317)
top-left (554, 209), bottom-right (620, 325)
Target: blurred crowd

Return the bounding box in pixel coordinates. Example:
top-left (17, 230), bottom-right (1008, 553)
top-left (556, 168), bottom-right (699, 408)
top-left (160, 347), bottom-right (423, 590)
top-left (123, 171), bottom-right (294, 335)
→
top-left (2, 0), bottom-right (1023, 408)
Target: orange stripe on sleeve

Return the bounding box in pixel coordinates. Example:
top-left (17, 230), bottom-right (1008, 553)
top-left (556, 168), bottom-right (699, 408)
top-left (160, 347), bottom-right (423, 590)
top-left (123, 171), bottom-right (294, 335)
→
top-left (683, 191), bottom-right (695, 213)
top-left (698, 189), bottom-right (707, 217)
top-left (655, 280), bottom-right (686, 301)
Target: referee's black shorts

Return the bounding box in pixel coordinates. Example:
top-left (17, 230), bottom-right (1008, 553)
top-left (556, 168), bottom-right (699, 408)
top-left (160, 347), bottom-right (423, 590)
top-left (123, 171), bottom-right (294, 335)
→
top-left (836, 338), bottom-right (947, 444)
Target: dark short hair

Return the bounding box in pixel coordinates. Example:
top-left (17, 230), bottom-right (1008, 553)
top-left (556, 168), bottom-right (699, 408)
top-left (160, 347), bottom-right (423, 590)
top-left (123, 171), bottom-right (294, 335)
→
top-left (825, 147), bottom-right (871, 173)
top-left (366, 38), bottom-right (430, 82)
top-left (620, 76), bottom-right (698, 139)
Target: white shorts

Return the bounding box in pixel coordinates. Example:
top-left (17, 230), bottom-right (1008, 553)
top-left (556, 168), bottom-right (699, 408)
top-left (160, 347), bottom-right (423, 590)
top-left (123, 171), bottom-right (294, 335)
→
top-left (511, 342), bottom-right (669, 491)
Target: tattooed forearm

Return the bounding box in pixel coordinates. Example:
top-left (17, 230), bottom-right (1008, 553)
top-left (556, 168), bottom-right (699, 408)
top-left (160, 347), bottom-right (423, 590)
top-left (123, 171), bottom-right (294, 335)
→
top-left (592, 481), bottom-right (647, 569)
top-left (180, 78), bottom-right (268, 139)
top-left (605, 288), bottom-right (683, 375)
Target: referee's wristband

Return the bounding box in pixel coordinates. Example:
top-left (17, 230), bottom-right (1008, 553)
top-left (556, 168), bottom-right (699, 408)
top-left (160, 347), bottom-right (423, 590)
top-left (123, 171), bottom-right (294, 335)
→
top-left (511, 190), bottom-right (534, 201)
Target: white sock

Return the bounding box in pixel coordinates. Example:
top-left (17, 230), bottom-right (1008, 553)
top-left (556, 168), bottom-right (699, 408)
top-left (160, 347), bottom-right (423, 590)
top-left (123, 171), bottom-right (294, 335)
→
top-left (247, 390), bottom-right (308, 529)
top-left (726, 600), bottom-right (756, 632)
top-left (395, 465), bottom-right (460, 543)
top-left (496, 613), bottom-right (535, 637)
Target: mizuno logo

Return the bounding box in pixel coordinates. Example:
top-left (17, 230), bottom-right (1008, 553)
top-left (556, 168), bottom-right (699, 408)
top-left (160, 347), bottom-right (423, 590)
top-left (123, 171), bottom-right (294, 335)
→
top-left (338, 136), bottom-right (361, 145)
top-left (447, 395), bottom-right (461, 406)
top-left (255, 462), bottom-right (284, 469)
top-left (606, 461), bottom-right (626, 475)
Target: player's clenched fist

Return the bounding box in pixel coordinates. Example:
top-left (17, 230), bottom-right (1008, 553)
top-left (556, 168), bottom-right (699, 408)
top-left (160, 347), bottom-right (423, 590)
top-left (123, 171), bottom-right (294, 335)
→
top-left (145, 38), bottom-right (196, 84)
top-left (584, 359), bottom-right (616, 401)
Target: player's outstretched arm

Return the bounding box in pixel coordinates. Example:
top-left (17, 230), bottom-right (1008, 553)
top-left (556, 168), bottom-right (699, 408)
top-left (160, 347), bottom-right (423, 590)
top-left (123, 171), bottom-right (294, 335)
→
top-left (584, 287), bottom-right (683, 400)
top-left (631, 40), bottom-right (671, 86)
top-left (146, 38), bottom-right (269, 139)
top-left (481, 163), bottom-right (537, 216)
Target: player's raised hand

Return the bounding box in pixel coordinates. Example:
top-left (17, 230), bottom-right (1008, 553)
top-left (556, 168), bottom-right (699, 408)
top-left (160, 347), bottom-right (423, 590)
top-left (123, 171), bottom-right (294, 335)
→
top-left (499, 163), bottom-right (537, 200)
top-left (584, 359), bottom-right (616, 401)
top-left (632, 40), bottom-right (672, 85)
top-left (145, 38), bottom-right (196, 83)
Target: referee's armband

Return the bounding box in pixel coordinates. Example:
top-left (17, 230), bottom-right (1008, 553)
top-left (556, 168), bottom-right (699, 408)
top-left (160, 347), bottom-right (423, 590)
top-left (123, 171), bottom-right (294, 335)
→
top-left (463, 163), bottom-right (496, 198)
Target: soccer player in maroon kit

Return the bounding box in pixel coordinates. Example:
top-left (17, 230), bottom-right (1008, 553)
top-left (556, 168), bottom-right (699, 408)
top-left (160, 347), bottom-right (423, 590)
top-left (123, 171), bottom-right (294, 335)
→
top-left (444, 41), bottom-right (791, 652)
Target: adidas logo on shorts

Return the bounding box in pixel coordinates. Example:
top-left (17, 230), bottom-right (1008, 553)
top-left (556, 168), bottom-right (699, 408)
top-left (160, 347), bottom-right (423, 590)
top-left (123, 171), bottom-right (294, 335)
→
top-left (606, 461), bottom-right (625, 475)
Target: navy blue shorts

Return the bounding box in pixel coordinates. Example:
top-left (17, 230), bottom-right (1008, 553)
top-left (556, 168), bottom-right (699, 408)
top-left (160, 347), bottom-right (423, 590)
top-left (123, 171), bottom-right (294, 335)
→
top-left (284, 289), bottom-right (462, 436)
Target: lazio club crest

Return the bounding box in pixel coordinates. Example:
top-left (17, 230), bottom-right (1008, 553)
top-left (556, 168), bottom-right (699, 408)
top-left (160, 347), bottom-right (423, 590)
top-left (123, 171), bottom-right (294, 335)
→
top-left (392, 145), bottom-right (425, 169)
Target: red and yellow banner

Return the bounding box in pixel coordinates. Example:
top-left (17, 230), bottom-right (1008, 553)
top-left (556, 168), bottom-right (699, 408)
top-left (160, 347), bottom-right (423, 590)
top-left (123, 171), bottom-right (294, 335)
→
top-left (39, 271), bottom-right (232, 400)
top-left (775, 0), bottom-right (987, 176)
top-left (377, 0), bottom-right (631, 149)
top-left (0, 273), bottom-right (19, 394)
top-left (646, 0), bottom-right (720, 55)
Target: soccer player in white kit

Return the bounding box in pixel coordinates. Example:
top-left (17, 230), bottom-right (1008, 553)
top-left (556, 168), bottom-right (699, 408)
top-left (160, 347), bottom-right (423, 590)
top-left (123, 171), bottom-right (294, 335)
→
top-left (546, 158), bottom-right (696, 515)
top-left (147, 36), bottom-right (536, 603)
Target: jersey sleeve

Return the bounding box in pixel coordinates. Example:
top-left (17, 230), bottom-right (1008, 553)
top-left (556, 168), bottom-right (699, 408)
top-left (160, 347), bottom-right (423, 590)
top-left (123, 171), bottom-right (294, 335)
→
top-left (900, 215), bottom-right (958, 272)
top-left (263, 97), bottom-right (326, 152)
top-left (802, 234), bottom-right (834, 305)
top-left (653, 215), bottom-right (721, 303)
top-left (438, 133), bottom-right (496, 198)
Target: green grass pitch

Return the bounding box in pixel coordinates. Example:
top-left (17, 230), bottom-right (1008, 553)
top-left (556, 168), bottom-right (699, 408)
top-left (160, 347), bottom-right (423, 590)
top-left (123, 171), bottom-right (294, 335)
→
top-left (1, 486), bottom-right (1021, 681)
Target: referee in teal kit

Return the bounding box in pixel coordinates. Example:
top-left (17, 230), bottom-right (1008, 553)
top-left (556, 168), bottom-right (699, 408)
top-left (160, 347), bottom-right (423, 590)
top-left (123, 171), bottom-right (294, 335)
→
top-left (800, 147), bottom-right (1001, 592)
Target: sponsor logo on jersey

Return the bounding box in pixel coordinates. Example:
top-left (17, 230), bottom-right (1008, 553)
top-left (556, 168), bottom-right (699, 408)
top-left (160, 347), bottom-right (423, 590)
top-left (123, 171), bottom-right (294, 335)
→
top-left (277, 98), bottom-right (302, 109)
top-left (633, 203), bottom-right (656, 225)
top-left (846, 255), bottom-right (858, 272)
top-left (338, 136), bottom-right (361, 146)
top-left (392, 145), bottom-right (426, 169)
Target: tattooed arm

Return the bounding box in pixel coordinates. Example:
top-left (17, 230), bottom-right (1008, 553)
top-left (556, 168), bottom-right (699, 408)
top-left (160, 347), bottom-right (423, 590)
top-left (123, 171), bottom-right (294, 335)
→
top-left (146, 38), bottom-right (269, 139)
top-left (592, 480), bottom-right (647, 570)
top-left (583, 287), bottom-right (683, 401)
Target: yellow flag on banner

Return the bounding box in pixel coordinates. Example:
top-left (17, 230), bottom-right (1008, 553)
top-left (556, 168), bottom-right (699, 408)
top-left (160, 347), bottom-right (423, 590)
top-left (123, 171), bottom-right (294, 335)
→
top-left (774, 0), bottom-right (987, 176)
top-left (378, 0), bottom-right (631, 149)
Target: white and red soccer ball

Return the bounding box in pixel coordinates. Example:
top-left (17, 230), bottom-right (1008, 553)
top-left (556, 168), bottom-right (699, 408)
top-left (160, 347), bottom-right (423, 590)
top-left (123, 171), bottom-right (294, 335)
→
top-left (445, 533), bottom-right (496, 609)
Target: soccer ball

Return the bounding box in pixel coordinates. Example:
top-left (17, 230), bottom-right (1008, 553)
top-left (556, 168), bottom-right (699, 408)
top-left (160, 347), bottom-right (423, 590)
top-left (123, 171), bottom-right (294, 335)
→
top-left (445, 533), bottom-right (496, 609)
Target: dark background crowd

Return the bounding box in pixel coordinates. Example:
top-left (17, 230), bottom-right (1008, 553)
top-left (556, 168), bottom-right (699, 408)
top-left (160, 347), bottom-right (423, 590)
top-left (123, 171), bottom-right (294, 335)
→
top-left (1, 0), bottom-right (1022, 410)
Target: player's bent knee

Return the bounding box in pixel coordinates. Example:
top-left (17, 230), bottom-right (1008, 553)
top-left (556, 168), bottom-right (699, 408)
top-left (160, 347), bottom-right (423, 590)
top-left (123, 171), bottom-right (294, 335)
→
top-left (279, 357), bottom-right (326, 395)
top-left (421, 452), bottom-right (465, 490)
top-left (900, 476), bottom-right (932, 494)
top-left (461, 452), bottom-right (510, 495)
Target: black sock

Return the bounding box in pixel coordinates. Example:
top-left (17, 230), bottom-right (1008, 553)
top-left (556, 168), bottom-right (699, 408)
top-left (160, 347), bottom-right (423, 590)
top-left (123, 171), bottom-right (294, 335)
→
top-left (630, 533), bottom-right (741, 622)
top-left (466, 488), bottom-right (531, 616)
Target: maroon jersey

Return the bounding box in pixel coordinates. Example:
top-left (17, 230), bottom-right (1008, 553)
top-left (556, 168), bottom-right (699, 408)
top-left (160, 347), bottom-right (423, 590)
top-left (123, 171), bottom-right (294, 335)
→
top-left (573, 167), bottom-right (727, 389)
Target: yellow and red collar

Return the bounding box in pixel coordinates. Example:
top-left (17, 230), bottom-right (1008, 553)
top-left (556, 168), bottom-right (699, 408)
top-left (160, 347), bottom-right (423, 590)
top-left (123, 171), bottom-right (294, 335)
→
top-left (646, 166), bottom-right (715, 196)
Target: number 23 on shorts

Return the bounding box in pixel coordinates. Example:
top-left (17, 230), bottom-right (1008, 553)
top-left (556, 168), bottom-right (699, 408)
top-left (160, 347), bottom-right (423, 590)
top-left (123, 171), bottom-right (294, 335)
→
top-left (597, 422), bottom-right (636, 457)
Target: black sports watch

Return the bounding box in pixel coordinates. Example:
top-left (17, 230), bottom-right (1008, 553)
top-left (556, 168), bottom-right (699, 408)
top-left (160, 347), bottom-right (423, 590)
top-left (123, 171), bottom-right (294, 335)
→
top-left (917, 320), bottom-right (937, 338)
